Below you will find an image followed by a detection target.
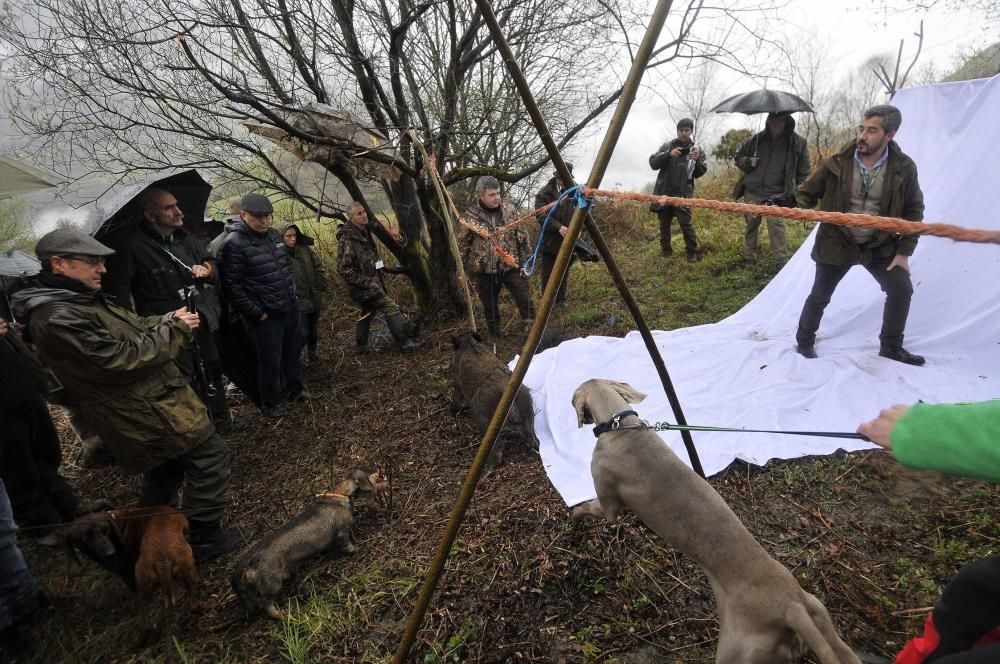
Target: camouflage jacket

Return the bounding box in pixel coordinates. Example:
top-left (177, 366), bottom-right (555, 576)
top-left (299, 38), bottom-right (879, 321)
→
top-left (336, 222), bottom-right (386, 305)
top-left (458, 201), bottom-right (531, 275)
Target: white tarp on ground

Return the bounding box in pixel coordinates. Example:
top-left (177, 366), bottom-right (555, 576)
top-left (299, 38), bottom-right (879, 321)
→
top-left (523, 75), bottom-right (1000, 508)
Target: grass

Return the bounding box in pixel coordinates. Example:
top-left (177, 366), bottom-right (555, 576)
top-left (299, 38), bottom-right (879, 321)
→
top-left (17, 176), bottom-right (1000, 663)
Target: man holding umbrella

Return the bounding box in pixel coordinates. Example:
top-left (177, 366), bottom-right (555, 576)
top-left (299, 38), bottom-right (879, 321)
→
top-left (734, 112), bottom-right (811, 264)
top-left (101, 187), bottom-right (230, 430)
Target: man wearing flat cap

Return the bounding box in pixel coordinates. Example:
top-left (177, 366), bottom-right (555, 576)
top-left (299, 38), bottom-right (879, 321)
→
top-left (733, 111), bottom-right (811, 265)
top-left (219, 193), bottom-right (308, 418)
top-left (12, 229), bottom-right (243, 561)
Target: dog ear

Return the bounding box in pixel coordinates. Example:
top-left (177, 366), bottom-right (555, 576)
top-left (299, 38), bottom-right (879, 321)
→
top-left (471, 331), bottom-right (483, 343)
top-left (572, 390), bottom-right (593, 427)
top-left (611, 381), bottom-right (647, 405)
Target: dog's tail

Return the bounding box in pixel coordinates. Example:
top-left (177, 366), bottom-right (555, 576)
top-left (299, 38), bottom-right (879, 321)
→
top-left (786, 595), bottom-right (861, 664)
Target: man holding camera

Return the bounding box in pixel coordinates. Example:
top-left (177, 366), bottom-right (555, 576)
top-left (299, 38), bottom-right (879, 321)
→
top-left (649, 118), bottom-right (707, 262)
top-left (734, 111), bottom-right (811, 265)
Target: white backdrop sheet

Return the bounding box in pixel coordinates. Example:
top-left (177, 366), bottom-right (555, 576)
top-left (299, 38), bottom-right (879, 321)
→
top-left (521, 76), bottom-right (1000, 507)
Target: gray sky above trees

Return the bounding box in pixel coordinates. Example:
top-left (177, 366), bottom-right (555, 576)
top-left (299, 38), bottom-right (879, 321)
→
top-left (573, 0), bottom-right (992, 189)
top-left (0, 0), bottom-right (993, 231)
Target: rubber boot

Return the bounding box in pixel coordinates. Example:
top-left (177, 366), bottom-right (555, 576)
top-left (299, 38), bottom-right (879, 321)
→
top-left (386, 311), bottom-right (424, 353)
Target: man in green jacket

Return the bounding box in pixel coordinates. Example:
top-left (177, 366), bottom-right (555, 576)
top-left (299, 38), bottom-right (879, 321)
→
top-left (859, 399), bottom-right (1000, 664)
top-left (279, 222), bottom-right (328, 363)
top-left (734, 112), bottom-right (811, 264)
top-left (795, 104), bottom-right (926, 366)
top-left (12, 229), bottom-right (244, 561)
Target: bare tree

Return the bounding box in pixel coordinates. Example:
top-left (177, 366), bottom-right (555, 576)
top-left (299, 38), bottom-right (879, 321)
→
top-left (1, 0), bottom-right (784, 314)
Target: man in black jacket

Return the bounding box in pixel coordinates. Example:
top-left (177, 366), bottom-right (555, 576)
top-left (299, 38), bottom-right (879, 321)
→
top-left (533, 163), bottom-right (576, 304)
top-left (220, 194), bottom-right (309, 417)
top-left (102, 187), bottom-right (230, 428)
top-left (649, 118), bottom-right (708, 262)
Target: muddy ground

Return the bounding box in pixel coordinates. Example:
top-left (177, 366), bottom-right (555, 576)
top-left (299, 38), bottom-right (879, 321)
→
top-left (15, 275), bottom-right (999, 664)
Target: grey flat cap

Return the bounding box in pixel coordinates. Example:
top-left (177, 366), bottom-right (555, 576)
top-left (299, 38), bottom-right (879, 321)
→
top-left (240, 193), bottom-right (274, 215)
top-left (35, 228), bottom-right (115, 259)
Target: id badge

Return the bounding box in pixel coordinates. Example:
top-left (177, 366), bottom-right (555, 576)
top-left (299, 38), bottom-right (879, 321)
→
top-left (375, 260), bottom-right (384, 270)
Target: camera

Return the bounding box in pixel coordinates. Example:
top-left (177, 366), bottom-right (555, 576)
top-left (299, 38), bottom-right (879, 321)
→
top-left (677, 145), bottom-right (691, 157)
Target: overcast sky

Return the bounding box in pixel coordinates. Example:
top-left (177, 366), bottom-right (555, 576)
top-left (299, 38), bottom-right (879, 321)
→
top-left (1, 0), bottom-right (994, 229)
top-left (572, 0), bottom-right (992, 189)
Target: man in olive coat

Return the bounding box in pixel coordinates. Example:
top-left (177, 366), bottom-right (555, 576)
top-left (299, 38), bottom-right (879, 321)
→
top-left (12, 229), bottom-right (244, 560)
top-left (794, 104), bottom-right (925, 366)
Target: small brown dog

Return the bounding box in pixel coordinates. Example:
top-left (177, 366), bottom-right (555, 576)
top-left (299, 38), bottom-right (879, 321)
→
top-left (63, 505), bottom-right (199, 645)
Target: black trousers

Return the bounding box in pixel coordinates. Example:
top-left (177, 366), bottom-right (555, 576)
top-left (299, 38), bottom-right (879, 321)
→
top-left (896, 554), bottom-right (1000, 663)
top-left (540, 252), bottom-right (575, 304)
top-left (300, 311), bottom-right (320, 352)
top-left (656, 206), bottom-right (699, 255)
top-left (139, 432), bottom-right (231, 531)
top-left (0, 401), bottom-right (78, 533)
top-left (796, 258), bottom-right (914, 351)
top-left (474, 270), bottom-right (536, 338)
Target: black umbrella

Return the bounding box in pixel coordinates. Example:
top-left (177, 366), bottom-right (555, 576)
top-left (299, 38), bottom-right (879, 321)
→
top-left (710, 89), bottom-right (814, 115)
top-left (92, 169), bottom-right (212, 241)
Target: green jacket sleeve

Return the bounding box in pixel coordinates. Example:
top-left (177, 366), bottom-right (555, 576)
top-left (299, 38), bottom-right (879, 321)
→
top-left (892, 401), bottom-right (1000, 482)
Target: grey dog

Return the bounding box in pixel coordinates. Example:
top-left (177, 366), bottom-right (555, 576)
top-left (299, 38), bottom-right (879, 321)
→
top-left (231, 468), bottom-right (385, 619)
top-left (570, 379), bottom-right (860, 664)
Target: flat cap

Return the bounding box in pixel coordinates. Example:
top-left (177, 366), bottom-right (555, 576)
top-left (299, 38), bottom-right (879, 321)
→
top-left (35, 228), bottom-right (115, 259)
top-left (240, 193), bottom-right (274, 215)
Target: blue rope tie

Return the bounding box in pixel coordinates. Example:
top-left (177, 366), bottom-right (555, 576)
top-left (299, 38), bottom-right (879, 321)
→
top-left (522, 185), bottom-right (592, 277)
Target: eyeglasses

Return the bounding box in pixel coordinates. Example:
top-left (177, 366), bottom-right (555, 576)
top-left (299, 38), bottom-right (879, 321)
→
top-left (59, 255), bottom-right (106, 267)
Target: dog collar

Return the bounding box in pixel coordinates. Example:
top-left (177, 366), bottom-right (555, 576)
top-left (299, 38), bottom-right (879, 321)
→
top-left (317, 491), bottom-right (351, 502)
top-left (592, 409), bottom-right (641, 437)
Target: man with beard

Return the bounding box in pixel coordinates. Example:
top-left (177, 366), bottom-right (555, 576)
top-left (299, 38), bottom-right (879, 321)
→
top-left (648, 118), bottom-right (707, 262)
top-left (458, 176), bottom-right (535, 340)
top-left (794, 105), bottom-right (925, 365)
top-left (101, 187), bottom-right (230, 430)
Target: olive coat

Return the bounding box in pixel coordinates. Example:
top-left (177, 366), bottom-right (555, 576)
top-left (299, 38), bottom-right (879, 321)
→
top-left (796, 140), bottom-right (924, 266)
top-left (12, 277), bottom-right (213, 474)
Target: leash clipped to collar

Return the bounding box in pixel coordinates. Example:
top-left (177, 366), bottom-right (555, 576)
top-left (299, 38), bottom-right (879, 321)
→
top-left (592, 412), bottom-right (868, 442)
top-left (592, 409), bottom-right (643, 436)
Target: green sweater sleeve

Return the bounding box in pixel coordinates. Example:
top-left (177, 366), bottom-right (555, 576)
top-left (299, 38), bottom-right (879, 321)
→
top-left (891, 401), bottom-right (1000, 482)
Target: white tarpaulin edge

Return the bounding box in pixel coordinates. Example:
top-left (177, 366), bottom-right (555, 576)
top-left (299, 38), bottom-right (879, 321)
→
top-left (519, 75), bottom-right (1000, 507)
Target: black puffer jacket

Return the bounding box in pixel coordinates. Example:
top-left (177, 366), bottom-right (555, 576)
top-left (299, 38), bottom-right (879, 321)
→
top-left (220, 220), bottom-right (297, 320)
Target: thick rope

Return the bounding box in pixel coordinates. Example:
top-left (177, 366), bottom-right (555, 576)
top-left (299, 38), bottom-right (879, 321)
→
top-left (585, 188), bottom-right (1000, 245)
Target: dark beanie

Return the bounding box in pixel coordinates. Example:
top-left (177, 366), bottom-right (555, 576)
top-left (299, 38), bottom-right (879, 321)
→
top-left (676, 118), bottom-right (694, 130)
